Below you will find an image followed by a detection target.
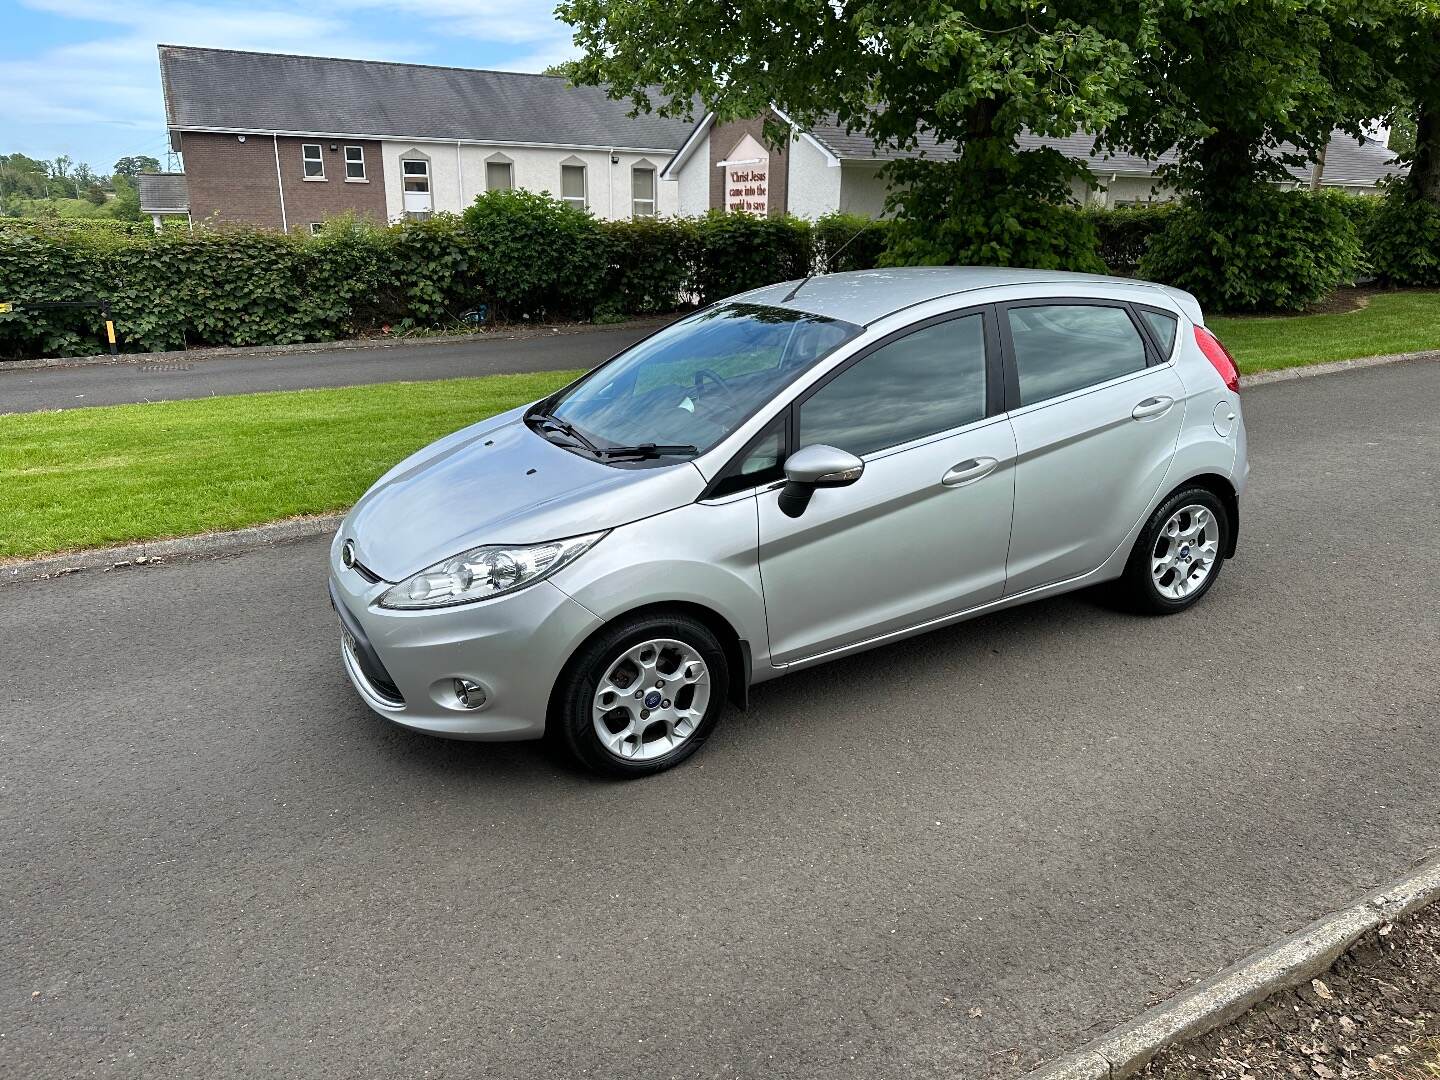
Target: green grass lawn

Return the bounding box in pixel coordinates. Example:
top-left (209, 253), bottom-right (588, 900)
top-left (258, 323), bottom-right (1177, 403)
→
top-left (6, 289), bottom-right (1439, 562)
top-left (1210, 290), bottom-right (1440, 373)
top-left (0, 370), bottom-right (580, 560)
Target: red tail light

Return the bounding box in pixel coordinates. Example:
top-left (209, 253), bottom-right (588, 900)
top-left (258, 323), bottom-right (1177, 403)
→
top-left (1194, 326), bottom-right (1240, 393)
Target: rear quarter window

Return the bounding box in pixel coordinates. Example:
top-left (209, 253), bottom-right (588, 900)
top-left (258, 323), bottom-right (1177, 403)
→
top-left (1139, 309), bottom-right (1179, 357)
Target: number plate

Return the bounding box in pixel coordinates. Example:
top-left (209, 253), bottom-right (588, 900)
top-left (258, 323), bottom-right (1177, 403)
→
top-left (339, 622), bottom-right (358, 655)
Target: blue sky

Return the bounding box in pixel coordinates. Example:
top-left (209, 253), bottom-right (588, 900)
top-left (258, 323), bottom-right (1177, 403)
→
top-left (0, 0), bottom-right (579, 175)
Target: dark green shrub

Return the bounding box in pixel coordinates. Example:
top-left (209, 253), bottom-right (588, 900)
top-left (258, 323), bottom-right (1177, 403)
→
top-left (811, 212), bottom-right (890, 272)
top-left (1138, 189), bottom-right (1361, 312)
top-left (0, 230), bottom-right (112, 357)
top-left (462, 190), bottom-right (608, 319)
top-left (1362, 185), bottom-right (1440, 287)
top-left (690, 211), bottom-right (811, 303)
top-left (1085, 204), bottom-right (1175, 275)
top-left (604, 216), bottom-right (695, 314)
top-left (382, 213), bottom-right (477, 328)
top-left (883, 143), bottom-right (1105, 272)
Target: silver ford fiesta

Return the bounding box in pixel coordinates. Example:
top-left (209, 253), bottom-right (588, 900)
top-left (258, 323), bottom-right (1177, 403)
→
top-left (329, 267), bottom-right (1248, 776)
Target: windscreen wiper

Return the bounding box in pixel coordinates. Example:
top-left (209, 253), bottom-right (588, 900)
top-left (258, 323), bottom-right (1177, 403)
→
top-left (594, 443), bottom-right (699, 461)
top-left (532, 411), bottom-right (602, 455)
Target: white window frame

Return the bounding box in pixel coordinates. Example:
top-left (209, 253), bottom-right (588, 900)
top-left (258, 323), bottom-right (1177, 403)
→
top-left (309, 222), bottom-right (324, 236)
top-left (485, 158), bottom-right (514, 192)
top-left (301, 143), bottom-right (325, 180)
top-left (560, 162), bottom-right (587, 211)
top-left (631, 164), bottom-right (656, 218)
top-left (402, 157), bottom-right (431, 193)
top-left (344, 146), bottom-right (366, 182)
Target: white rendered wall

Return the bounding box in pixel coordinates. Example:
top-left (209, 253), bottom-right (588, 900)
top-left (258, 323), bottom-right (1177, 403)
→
top-left (381, 140), bottom-right (680, 221)
top-left (837, 164), bottom-right (892, 218)
top-left (786, 135), bottom-right (842, 220)
top-left (673, 132), bottom-right (711, 216)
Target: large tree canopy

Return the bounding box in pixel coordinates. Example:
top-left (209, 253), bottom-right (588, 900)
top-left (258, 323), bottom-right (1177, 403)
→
top-left (1107, 0), bottom-right (1395, 203)
top-left (1377, 2), bottom-right (1440, 202)
top-left (557, 0), bottom-right (1158, 268)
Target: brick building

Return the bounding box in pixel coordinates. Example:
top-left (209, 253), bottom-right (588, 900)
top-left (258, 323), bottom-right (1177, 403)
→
top-left (157, 45), bottom-right (695, 233)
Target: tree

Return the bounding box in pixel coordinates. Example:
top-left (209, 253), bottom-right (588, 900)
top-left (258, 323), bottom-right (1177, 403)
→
top-left (541, 60), bottom-right (583, 81)
top-left (0, 154), bottom-right (52, 199)
top-left (113, 155), bottom-right (162, 178)
top-left (1108, 0), bottom-right (1395, 209)
top-left (1379, 3), bottom-right (1440, 203)
top-left (556, 0), bottom-right (1157, 269)
top-left (109, 174), bottom-right (142, 221)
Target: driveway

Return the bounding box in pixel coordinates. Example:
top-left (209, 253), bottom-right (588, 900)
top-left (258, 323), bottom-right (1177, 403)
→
top-left (0, 323), bottom-right (661, 414)
top-left (2, 360), bottom-right (1438, 1080)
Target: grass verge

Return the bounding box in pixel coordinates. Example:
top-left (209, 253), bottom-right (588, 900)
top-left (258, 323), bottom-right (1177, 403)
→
top-left (0, 370), bottom-right (580, 560)
top-left (1210, 290), bottom-right (1440, 374)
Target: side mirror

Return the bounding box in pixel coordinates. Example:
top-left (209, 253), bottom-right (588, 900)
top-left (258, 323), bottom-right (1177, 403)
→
top-left (778, 444), bottom-right (864, 517)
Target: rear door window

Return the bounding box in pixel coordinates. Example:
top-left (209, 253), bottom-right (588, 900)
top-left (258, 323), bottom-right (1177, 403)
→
top-left (1006, 304), bottom-right (1148, 406)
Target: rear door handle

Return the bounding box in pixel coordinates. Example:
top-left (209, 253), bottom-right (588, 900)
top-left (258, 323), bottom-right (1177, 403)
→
top-left (941, 457), bottom-right (998, 487)
top-left (1131, 395), bottom-right (1175, 420)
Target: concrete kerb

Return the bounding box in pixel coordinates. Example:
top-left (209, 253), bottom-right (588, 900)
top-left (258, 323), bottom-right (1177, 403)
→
top-left (2, 514), bottom-right (343, 586)
top-left (1020, 854), bottom-right (1440, 1080)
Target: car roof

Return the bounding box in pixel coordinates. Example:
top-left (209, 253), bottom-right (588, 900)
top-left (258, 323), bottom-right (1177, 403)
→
top-left (734, 266), bottom-right (1182, 326)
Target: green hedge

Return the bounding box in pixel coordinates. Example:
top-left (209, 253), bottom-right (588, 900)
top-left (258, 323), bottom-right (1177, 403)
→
top-left (0, 187), bottom-right (1414, 359)
top-left (1085, 204), bottom-right (1176, 275)
top-left (0, 196), bottom-right (845, 360)
top-left (1362, 184), bottom-right (1440, 287)
top-left (1138, 189), bottom-right (1363, 312)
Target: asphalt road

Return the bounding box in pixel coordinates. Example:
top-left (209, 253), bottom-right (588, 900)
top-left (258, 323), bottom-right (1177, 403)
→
top-left (0, 324), bottom-right (660, 414)
top-left (3, 361), bottom-right (1438, 1080)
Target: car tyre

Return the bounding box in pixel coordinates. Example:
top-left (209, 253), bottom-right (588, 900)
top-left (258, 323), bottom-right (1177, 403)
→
top-left (550, 612), bottom-right (730, 778)
top-left (1118, 486), bottom-right (1230, 615)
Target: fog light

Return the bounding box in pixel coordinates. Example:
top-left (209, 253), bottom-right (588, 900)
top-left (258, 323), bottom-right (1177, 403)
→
top-left (453, 678), bottom-right (487, 710)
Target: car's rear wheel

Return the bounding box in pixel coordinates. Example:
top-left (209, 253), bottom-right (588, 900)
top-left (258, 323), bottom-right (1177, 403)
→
top-left (1119, 487), bottom-right (1229, 614)
top-left (550, 612), bottom-right (730, 777)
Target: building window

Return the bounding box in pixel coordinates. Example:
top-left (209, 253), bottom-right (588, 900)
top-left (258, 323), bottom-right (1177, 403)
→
top-left (302, 143), bottom-right (324, 179)
top-left (402, 158), bottom-right (430, 192)
top-left (344, 146), bottom-right (366, 180)
top-left (560, 163), bottom-right (587, 211)
top-left (631, 165), bottom-right (656, 218)
top-left (401, 156), bottom-right (433, 219)
top-left (309, 222), bottom-right (324, 236)
top-left (486, 160), bottom-right (514, 191)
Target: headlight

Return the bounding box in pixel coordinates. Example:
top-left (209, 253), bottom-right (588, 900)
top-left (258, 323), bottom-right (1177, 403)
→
top-left (378, 531), bottom-right (606, 609)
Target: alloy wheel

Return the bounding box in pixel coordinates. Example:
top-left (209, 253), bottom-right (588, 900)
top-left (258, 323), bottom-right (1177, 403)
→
top-left (1150, 504), bottom-right (1220, 601)
top-left (591, 638), bottom-right (711, 762)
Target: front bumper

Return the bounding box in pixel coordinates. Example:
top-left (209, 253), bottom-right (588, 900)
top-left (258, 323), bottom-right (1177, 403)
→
top-left (328, 546), bottom-right (601, 741)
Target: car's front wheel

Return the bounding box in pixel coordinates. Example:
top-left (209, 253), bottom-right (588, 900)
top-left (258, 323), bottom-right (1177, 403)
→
top-left (1119, 487), bottom-right (1230, 614)
top-left (550, 612), bottom-right (730, 777)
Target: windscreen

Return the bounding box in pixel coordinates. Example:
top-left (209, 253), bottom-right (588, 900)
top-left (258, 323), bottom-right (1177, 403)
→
top-left (545, 303), bottom-right (862, 455)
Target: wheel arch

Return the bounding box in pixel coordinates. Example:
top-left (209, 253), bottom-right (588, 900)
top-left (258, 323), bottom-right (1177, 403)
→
top-left (1165, 471), bottom-right (1239, 557)
top-left (547, 600), bottom-right (753, 730)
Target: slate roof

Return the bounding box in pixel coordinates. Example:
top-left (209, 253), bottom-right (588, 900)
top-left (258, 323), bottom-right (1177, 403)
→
top-left (136, 172), bottom-right (189, 212)
top-left (804, 116), bottom-right (1403, 186)
top-left (157, 45), bottom-right (696, 151)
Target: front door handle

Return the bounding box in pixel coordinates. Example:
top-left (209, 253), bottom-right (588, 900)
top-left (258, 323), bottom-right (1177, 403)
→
top-left (941, 457), bottom-right (998, 488)
top-left (1131, 395), bottom-right (1175, 421)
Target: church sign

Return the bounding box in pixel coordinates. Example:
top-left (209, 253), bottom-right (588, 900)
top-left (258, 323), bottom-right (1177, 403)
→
top-left (722, 134), bottom-right (770, 215)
